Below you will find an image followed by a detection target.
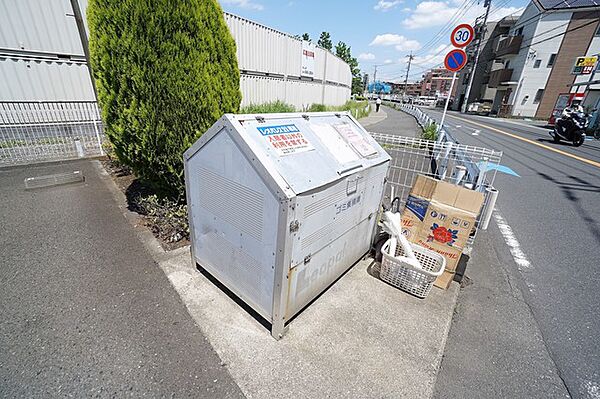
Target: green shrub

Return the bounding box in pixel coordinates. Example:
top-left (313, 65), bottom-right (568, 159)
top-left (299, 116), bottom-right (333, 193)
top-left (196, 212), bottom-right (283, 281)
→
top-left (88, 0), bottom-right (241, 198)
top-left (240, 101), bottom-right (295, 113)
top-left (422, 122), bottom-right (438, 141)
top-left (308, 103), bottom-right (328, 112)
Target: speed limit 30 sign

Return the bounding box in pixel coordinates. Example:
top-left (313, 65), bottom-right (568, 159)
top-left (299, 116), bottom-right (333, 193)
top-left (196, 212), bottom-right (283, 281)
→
top-left (451, 24), bottom-right (474, 48)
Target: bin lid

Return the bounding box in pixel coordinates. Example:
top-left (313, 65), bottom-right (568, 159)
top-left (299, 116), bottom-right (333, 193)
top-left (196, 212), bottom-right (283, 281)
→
top-left (224, 112), bottom-right (390, 194)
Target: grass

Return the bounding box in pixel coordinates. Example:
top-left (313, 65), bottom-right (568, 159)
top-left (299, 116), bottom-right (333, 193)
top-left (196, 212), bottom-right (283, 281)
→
top-left (308, 100), bottom-right (371, 119)
top-left (240, 100), bottom-right (296, 113)
top-left (239, 100), bottom-right (371, 119)
top-left (421, 122), bottom-right (438, 141)
top-left (0, 137), bottom-right (73, 148)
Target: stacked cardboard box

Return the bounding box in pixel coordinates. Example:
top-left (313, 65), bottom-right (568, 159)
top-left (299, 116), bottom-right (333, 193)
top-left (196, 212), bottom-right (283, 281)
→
top-left (401, 175), bottom-right (484, 289)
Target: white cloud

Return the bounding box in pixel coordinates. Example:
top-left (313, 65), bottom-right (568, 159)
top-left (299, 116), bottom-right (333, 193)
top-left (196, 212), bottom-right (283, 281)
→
top-left (369, 34), bottom-right (421, 51)
top-left (374, 0), bottom-right (402, 11)
top-left (384, 59), bottom-right (393, 64)
top-left (402, 1), bottom-right (522, 29)
top-left (220, 0), bottom-right (264, 11)
top-left (358, 52), bottom-right (376, 60)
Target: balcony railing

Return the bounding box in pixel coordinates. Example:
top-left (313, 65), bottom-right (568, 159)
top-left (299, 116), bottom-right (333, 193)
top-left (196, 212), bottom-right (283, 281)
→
top-left (488, 68), bottom-right (513, 88)
top-left (496, 35), bottom-right (523, 57)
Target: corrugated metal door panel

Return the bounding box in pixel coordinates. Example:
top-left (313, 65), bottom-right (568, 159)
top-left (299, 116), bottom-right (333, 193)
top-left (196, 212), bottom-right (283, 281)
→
top-left (287, 39), bottom-right (302, 78)
top-left (0, 58), bottom-right (94, 101)
top-left (324, 54), bottom-right (335, 81)
top-left (314, 47), bottom-right (325, 81)
top-left (0, 0), bottom-right (83, 55)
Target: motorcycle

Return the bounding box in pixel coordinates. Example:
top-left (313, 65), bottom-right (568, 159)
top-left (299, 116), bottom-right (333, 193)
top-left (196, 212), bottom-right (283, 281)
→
top-left (550, 110), bottom-right (588, 147)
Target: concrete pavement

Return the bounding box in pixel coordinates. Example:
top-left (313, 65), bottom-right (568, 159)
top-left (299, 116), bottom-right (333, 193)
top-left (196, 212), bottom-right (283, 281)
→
top-left (415, 108), bottom-right (600, 399)
top-left (0, 160), bottom-right (243, 398)
top-left (358, 103), bottom-right (388, 127)
top-left (364, 104), bottom-right (419, 137)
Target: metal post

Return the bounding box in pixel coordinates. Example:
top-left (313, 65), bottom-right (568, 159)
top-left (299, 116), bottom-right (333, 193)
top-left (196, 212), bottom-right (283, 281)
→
top-left (439, 72), bottom-right (457, 132)
top-left (461, 0), bottom-right (491, 113)
top-left (403, 52), bottom-right (414, 97)
top-left (321, 50), bottom-right (328, 104)
top-left (92, 107), bottom-right (104, 155)
top-left (69, 0), bottom-right (98, 101)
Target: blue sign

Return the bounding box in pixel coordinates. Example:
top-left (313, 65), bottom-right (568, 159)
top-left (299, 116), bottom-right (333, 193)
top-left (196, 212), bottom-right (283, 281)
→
top-left (444, 49), bottom-right (467, 72)
top-left (256, 124), bottom-right (300, 136)
top-left (368, 80), bottom-right (392, 94)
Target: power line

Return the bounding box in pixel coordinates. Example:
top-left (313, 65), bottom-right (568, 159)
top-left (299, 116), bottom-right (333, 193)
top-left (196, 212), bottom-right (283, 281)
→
top-left (413, 0), bottom-right (480, 56)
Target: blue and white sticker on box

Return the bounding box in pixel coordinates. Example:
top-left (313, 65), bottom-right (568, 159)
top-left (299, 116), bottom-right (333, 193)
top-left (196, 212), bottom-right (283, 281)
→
top-left (256, 124), bottom-right (314, 156)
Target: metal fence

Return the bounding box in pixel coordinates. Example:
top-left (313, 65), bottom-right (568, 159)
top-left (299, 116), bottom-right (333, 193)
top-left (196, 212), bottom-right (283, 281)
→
top-left (370, 103), bottom-right (503, 245)
top-left (0, 101), bottom-right (105, 166)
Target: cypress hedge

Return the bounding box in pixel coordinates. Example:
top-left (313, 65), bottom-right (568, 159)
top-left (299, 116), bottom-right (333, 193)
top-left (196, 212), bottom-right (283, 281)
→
top-left (88, 0), bottom-right (241, 197)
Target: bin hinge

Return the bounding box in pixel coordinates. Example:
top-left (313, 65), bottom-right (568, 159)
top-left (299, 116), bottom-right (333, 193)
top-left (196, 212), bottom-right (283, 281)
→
top-left (289, 220), bottom-right (300, 232)
top-left (255, 116), bottom-right (265, 123)
top-left (304, 254), bottom-right (312, 264)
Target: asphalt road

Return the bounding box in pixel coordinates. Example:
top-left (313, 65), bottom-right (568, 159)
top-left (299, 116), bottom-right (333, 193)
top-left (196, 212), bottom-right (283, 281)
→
top-left (0, 160), bottom-right (244, 398)
top-left (419, 108), bottom-right (600, 398)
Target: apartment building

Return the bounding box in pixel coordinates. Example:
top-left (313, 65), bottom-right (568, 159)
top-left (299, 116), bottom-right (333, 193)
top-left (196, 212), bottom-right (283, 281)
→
top-left (453, 16), bottom-right (517, 112)
top-left (420, 68), bottom-right (458, 98)
top-left (491, 0), bottom-right (600, 118)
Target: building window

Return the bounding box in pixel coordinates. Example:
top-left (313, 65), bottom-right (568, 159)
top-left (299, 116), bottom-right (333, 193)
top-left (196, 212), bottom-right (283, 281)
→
top-left (534, 59), bottom-right (542, 68)
top-left (515, 27), bottom-right (524, 36)
top-left (534, 89), bottom-right (544, 104)
top-left (547, 54), bottom-right (557, 67)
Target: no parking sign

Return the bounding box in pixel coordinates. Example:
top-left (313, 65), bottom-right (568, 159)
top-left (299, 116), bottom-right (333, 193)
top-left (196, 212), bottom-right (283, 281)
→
top-left (444, 49), bottom-right (468, 72)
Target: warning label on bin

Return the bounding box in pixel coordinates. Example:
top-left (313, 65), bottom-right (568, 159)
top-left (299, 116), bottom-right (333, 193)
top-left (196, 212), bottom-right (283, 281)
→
top-left (256, 124), bottom-right (314, 156)
top-left (333, 123), bottom-right (377, 157)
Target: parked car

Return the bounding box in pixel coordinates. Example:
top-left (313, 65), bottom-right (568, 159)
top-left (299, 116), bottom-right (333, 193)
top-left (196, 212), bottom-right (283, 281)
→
top-left (467, 100), bottom-right (493, 116)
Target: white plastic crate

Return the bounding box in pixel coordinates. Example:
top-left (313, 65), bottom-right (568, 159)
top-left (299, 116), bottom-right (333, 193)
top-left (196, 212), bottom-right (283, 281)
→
top-left (380, 238), bottom-right (445, 298)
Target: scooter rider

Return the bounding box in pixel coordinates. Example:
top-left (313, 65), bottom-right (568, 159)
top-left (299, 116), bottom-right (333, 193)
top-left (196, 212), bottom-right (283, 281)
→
top-left (557, 104), bottom-right (584, 134)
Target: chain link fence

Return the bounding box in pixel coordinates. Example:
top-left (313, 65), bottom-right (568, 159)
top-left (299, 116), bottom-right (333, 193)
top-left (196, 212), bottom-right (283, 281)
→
top-left (0, 101), bottom-right (105, 166)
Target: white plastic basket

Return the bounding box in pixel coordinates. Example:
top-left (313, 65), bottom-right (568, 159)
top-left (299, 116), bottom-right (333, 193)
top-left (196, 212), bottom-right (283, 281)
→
top-left (380, 238), bottom-right (446, 298)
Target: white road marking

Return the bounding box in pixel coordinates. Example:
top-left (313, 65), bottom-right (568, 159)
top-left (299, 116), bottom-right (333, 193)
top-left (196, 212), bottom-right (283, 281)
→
top-left (472, 129), bottom-right (480, 136)
top-left (493, 211), bottom-right (535, 290)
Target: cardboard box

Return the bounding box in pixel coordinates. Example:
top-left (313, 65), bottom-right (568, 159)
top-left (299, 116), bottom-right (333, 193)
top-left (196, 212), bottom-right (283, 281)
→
top-left (400, 175), bottom-right (484, 289)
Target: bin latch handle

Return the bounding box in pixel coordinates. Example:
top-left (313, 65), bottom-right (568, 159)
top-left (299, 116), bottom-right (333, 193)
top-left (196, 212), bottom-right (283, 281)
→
top-left (338, 164), bottom-right (363, 175)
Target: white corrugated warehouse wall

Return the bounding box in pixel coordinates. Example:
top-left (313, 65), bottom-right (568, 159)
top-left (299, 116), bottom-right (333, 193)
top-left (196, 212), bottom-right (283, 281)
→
top-left (223, 13), bottom-right (351, 109)
top-left (0, 2), bottom-right (351, 108)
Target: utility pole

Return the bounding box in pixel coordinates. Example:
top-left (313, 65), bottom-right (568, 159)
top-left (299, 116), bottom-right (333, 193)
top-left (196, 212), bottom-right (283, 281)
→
top-left (373, 65), bottom-right (378, 83)
top-left (69, 0), bottom-right (97, 101)
top-left (403, 52), bottom-right (414, 96)
top-left (461, 0), bottom-right (491, 113)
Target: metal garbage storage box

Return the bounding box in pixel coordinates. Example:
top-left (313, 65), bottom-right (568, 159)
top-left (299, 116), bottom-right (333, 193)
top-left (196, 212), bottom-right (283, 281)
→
top-left (184, 112), bottom-right (390, 339)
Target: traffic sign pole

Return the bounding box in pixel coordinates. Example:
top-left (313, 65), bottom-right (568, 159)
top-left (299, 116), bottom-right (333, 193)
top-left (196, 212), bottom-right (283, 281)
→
top-left (439, 71), bottom-right (457, 133)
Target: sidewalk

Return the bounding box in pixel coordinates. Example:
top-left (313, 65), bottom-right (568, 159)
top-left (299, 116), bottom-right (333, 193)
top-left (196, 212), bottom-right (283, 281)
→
top-left (362, 104), bottom-right (419, 137)
top-left (359, 103), bottom-right (388, 127)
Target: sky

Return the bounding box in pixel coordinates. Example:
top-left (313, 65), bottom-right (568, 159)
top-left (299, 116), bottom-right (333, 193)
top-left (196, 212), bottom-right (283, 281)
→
top-left (218, 0), bottom-right (527, 83)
